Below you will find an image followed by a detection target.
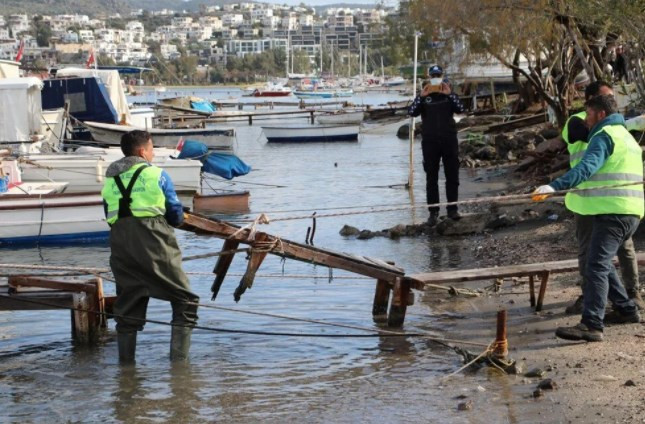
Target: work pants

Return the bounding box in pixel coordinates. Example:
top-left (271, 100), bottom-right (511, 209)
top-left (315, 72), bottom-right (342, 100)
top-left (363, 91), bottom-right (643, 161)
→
top-left (576, 214), bottom-right (639, 293)
top-left (110, 216), bottom-right (199, 334)
top-left (582, 214), bottom-right (639, 330)
top-left (422, 137), bottom-right (459, 214)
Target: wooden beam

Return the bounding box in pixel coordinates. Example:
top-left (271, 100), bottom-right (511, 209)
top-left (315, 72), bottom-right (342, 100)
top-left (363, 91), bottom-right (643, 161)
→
top-left (210, 239), bottom-right (241, 301)
top-left (234, 233), bottom-right (270, 302)
top-left (536, 271), bottom-right (550, 312)
top-left (528, 275), bottom-right (536, 307)
top-left (387, 278), bottom-right (411, 327)
top-left (8, 276), bottom-right (97, 293)
top-left (182, 213), bottom-right (403, 283)
top-left (372, 279), bottom-right (391, 323)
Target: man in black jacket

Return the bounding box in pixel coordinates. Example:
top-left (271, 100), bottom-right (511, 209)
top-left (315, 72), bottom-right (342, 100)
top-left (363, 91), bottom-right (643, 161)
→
top-left (409, 65), bottom-right (465, 225)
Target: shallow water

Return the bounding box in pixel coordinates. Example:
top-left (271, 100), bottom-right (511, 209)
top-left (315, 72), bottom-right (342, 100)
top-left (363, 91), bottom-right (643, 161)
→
top-left (0, 90), bottom-right (514, 423)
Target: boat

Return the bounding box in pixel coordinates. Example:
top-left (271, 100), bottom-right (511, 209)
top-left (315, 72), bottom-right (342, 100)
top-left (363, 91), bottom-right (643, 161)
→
top-left (82, 121), bottom-right (236, 151)
top-left (316, 111), bottom-right (365, 125)
top-left (193, 191), bottom-right (250, 214)
top-left (250, 83), bottom-right (292, 97)
top-left (0, 158), bottom-right (108, 246)
top-left (0, 77), bottom-right (45, 143)
top-left (0, 59), bottom-right (21, 79)
top-left (382, 76), bottom-right (406, 87)
top-left (262, 125), bottom-right (360, 143)
top-left (20, 146), bottom-right (203, 194)
top-left (293, 89), bottom-right (353, 99)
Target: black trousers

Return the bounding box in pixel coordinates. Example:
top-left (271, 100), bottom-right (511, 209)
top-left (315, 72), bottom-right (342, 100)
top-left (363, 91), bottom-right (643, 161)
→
top-left (422, 137), bottom-right (460, 213)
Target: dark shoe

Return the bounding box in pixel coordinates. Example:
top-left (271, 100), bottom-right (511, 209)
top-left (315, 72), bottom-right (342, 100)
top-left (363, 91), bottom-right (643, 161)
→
top-left (627, 290), bottom-right (645, 311)
top-left (555, 323), bottom-right (603, 342)
top-left (427, 212), bottom-right (439, 227)
top-left (170, 326), bottom-right (192, 362)
top-left (565, 295), bottom-right (584, 315)
top-left (447, 210), bottom-right (462, 220)
top-left (604, 310), bottom-right (641, 325)
top-left (118, 332), bottom-right (137, 364)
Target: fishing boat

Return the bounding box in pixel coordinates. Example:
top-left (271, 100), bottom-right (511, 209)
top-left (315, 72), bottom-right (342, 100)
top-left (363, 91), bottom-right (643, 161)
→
top-left (193, 190), bottom-right (250, 214)
top-left (20, 146), bottom-right (203, 194)
top-left (82, 121), bottom-right (236, 151)
top-left (293, 89), bottom-right (353, 99)
top-left (262, 125), bottom-right (360, 143)
top-left (0, 159), bottom-right (108, 245)
top-left (316, 111), bottom-right (365, 125)
top-left (249, 83), bottom-right (292, 97)
top-left (382, 76), bottom-right (406, 87)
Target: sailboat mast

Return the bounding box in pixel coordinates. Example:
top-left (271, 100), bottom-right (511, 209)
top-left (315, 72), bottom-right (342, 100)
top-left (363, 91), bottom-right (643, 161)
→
top-left (331, 43), bottom-right (334, 80)
top-left (381, 56), bottom-right (384, 82)
top-left (359, 45), bottom-right (362, 80)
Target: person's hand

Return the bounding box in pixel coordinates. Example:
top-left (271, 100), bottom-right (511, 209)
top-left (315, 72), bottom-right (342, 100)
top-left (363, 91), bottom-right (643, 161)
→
top-left (440, 82), bottom-right (451, 95)
top-left (421, 84), bottom-right (432, 97)
top-left (532, 185), bottom-right (555, 202)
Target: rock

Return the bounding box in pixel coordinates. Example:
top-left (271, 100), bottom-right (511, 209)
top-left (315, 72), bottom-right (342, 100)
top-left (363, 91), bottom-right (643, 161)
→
top-left (357, 230), bottom-right (375, 240)
top-left (624, 380), bottom-right (637, 387)
top-left (454, 394), bottom-right (469, 400)
top-left (593, 375), bottom-right (618, 382)
top-left (525, 368), bottom-right (546, 378)
top-left (532, 388), bottom-right (544, 398)
top-left (493, 133), bottom-right (518, 156)
top-left (461, 156), bottom-right (478, 168)
top-left (396, 122), bottom-right (422, 139)
top-left (436, 213), bottom-right (489, 236)
top-left (474, 145), bottom-right (497, 160)
top-left (514, 130), bottom-right (537, 148)
top-left (539, 126), bottom-right (561, 140)
top-left (387, 224), bottom-right (407, 239)
top-left (339, 225), bottom-right (360, 237)
top-left (537, 379), bottom-right (558, 390)
top-left (457, 400), bottom-right (473, 411)
top-left (533, 134), bottom-right (546, 146)
top-left (486, 214), bottom-right (515, 230)
top-left (547, 214), bottom-right (559, 222)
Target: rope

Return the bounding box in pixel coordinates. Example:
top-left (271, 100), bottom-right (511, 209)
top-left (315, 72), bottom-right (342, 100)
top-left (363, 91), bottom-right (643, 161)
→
top-left (0, 294), bottom-right (485, 345)
top-left (440, 341), bottom-right (495, 380)
top-left (230, 180), bottom-right (645, 223)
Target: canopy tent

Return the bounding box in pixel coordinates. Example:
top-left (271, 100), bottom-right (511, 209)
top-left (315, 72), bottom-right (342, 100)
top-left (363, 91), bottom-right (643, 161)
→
top-left (55, 68), bottom-right (131, 124)
top-left (0, 77), bottom-right (43, 142)
top-left (41, 77), bottom-right (118, 124)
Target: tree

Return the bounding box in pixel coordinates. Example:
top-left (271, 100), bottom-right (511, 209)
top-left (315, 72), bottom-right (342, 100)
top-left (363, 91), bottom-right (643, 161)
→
top-left (32, 15), bottom-right (52, 47)
top-left (408, 0), bottom-right (645, 126)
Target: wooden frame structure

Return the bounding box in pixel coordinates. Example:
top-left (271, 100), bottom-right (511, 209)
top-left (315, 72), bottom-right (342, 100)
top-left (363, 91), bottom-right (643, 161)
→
top-left (181, 213), bottom-right (412, 326)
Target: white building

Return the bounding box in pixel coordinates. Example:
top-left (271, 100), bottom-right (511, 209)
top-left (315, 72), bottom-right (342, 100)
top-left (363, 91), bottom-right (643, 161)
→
top-left (299, 15), bottom-right (314, 27)
top-left (227, 38), bottom-right (287, 57)
top-left (262, 16), bottom-right (280, 29)
top-left (327, 13), bottom-right (354, 27)
top-left (222, 14), bottom-right (244, 27)
top-left (172, 17), bottom-right (193, 27)
top-left (199, 16), bottom-right (223, 30)
top-left (8, 14), bottom-right (30, 34)
top-left (61, 31), bottom-right (79, 43)
top-left (252, 8), bottom-right (273, 19)
top-left (160, 43), bottom-right (179, 59)
top-left (78, 29), bottom-right (95, 43)
top-left (281, 16), bottom-right (298, 30)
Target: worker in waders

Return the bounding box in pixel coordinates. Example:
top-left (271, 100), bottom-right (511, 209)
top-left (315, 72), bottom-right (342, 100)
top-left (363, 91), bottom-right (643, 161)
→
top-left (101, 130), bottom-right (199, 363)
top-left (408, 65), bottom-right (465, 226)
top-left (562, 81), bottom-right (644, 313)
top-left (534, 95), bottom-right (642, 341)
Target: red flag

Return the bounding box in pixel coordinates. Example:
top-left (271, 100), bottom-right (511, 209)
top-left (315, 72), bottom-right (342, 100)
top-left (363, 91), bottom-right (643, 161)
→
top-left (14, 39), bottom-right (24, 62)
top-left (85, 48), bottom-right (95, 69)
top-left (176, 137), bottom-right (185, 152)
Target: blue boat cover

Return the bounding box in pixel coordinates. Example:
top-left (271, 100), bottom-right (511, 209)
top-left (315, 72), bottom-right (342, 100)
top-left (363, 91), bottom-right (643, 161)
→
top-left (178, 140), bottom-right (251, 180)
top-left (190, 100), bottom-right (216, 113)
top-left (42, 77), bottom-right (119, 123)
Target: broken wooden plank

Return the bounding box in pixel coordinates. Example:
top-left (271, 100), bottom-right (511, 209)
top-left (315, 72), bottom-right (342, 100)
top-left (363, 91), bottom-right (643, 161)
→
top-left (182, 213), bottom-right (404, 283)
top-left (234, 233), bottom-right (270, 302)
top-left (8, 276), bottom-right (97, 294)
top-left (210, 238), bottom-right (242, 300)
top-left (387, 278), bottom-right (411, 327)
top-left (372, 279), bottom-right (391, 323)
top-left (485, 113), bottom-right (547, 133)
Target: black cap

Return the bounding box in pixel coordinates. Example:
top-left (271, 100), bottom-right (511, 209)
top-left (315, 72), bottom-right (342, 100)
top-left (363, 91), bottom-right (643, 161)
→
top-left (428, 65), bottom-right (443, 76)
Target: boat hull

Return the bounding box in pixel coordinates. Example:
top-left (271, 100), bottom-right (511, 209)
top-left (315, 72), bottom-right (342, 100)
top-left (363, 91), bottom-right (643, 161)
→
top-left (0, 192), bottom-right (109, 245)
top-left (262, 125), bottom-right (360, 143)
top-left (193, 191), bottom-right (250, 214)
top-left (83, 121), bottom-right (236, 152)
top-left (253, 91), bottom-right (292, 97)
top-left (316, 111), bottom-right (364, 125)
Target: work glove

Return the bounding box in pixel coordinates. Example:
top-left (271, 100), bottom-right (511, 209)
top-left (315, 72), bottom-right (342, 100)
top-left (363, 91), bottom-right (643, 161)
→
top-left (532, 185), bottom-right (555, 202)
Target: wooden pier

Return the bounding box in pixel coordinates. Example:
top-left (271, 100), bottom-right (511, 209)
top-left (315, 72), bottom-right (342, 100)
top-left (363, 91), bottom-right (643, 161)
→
top-left (0, 276), bottom-right (110, 344)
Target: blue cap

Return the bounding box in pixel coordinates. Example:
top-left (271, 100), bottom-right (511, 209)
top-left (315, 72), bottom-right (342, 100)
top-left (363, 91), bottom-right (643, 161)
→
top-left (428, 65), bottom-right (443, 76)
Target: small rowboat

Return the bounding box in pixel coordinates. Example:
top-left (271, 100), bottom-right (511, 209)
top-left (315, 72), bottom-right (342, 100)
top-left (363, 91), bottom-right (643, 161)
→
top-left (316, 111), bottom-right (365, 125)
top-left (262, 125), bottom-right (360, 143)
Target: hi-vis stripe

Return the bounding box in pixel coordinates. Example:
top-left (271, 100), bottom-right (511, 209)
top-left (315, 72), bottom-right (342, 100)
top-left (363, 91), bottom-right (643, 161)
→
top-left (587, 173), bottom-right (643, 182)
top-left (574, 189), bottom-right (644, 198)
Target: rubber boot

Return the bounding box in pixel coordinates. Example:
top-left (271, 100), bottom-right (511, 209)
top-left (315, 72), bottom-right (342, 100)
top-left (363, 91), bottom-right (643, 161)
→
top-left (118, 332), bottom-right (137, 364)
top-left (170, 326), bottom-right (192, 362)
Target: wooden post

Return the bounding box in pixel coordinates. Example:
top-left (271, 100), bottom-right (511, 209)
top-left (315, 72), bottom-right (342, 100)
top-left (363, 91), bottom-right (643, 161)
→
top-left (528, 275), bottom-right (536, 307)
top-left (387, 277), bottom-right (411, 327)
top-left (310, 111), bottom-right (314, 124)
top-left (248, 115), bottom-right (253, 126)
top-left (493, 309), bottom-right (508, 358)
top-left (372, 279), bottom-right (391, 323)
top-left (234, 233), bottom-right (271, 302)
top-left (92, 277), bottom-right (107, 328)
top-left (72, 292), bottom-right (92, 344)
top-left (210, 239), bottom-right (242, 300)
top-left (490, 79), bottom-right (497, 112)
top-left (536, 271), bottom-right (550, 312)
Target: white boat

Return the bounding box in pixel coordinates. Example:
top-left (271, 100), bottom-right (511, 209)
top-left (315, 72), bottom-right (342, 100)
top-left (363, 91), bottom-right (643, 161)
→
top-left (262, 125), bottom-right (360, 143)
top-left (316, 111), bottom-right (365, 125)
top-left (83, 121), bottom-right (236, 151)
top-left (0, 59), bottom-right (20, 79)
top-left (0, 159), bottom-right (108, 245)
top-left (382, 76), bottom-right (406, 87)
top-left (20, 146), bottom-right (203, 194)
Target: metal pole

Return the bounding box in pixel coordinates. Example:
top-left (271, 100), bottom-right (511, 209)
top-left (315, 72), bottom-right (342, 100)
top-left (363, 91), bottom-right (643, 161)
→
top-left (408, 32), bottom-right (419, 190)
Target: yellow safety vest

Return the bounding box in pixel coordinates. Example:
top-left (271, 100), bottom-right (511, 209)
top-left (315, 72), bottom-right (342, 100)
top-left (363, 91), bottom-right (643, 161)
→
top-left (562, 111), bottom-right (588, 168)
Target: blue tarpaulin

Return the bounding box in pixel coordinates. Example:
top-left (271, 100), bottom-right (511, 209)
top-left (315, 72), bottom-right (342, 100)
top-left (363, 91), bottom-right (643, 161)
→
top-left (178, 140), bottom-right (251, 180)
top-left (190, 100), bottom-right (216, 113)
